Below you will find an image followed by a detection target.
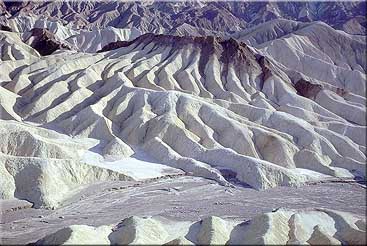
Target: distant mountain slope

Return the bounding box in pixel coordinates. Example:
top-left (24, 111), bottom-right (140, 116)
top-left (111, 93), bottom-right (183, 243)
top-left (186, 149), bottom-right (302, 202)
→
top-left (1, 0), bottom-right (366, 35)
top-left (232, 19), bottom-right (366, 94)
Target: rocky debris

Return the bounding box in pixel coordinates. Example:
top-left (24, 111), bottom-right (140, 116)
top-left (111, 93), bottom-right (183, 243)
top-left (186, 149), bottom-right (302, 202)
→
top-left (0, 199), bottom-right (33, 213)
top-left (35, 208), bottom-right (366, 245)
top-left (105, 173), bottom-right (186, 192)
top-left (25, 28), bottom-right (71, 56)
top-left (97, 40), bottom-right (131, 53)
top-left (294, 79), bottom-right (323, 99)
top-left (335, 87), bottom-right (349, 97)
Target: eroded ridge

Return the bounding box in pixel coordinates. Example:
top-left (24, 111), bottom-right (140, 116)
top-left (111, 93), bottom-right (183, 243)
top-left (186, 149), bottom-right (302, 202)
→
top-left (35, 208), bottom-right (366, 245)
top-left (0, 29), bottom-right (366, 208)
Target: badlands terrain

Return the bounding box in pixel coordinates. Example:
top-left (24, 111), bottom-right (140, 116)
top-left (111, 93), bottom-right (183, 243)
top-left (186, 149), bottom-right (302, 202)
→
top-left (0, 0), bottom-right (366, 245)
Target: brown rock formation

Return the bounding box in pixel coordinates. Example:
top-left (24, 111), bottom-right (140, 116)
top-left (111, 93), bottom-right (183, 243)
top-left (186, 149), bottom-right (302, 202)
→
top-left (98, 34), bottom-right (261, 77)
top-left (26, 28), bottom-right (70, 56)
top-left (257, 56), bottom-right (274, 90)
top-left (294, 79), bottom-right (323, 99)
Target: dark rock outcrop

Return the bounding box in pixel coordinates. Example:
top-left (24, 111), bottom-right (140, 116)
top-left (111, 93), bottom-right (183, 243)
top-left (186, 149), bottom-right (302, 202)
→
top-left (0, 24), bottom-right (11, 32)
top-left (97, 40), bottom-right (131, 53)
top-left (258, 56), bottom-right (274, 90)
top-left (335, 87), bottom-right (348, 97)
top-left (294, 78), bottom-right (349, 99)
top-left (26, 28), bottom-right (70, 56)
top-left (98, 34), bottom-right (261, 77)
top-left (294, 79), bottom-right (323, 99)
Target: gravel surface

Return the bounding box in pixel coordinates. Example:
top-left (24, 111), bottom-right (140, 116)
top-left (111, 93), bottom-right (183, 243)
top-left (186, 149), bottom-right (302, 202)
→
top-left (0, 176), bottom-right (366, 244)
